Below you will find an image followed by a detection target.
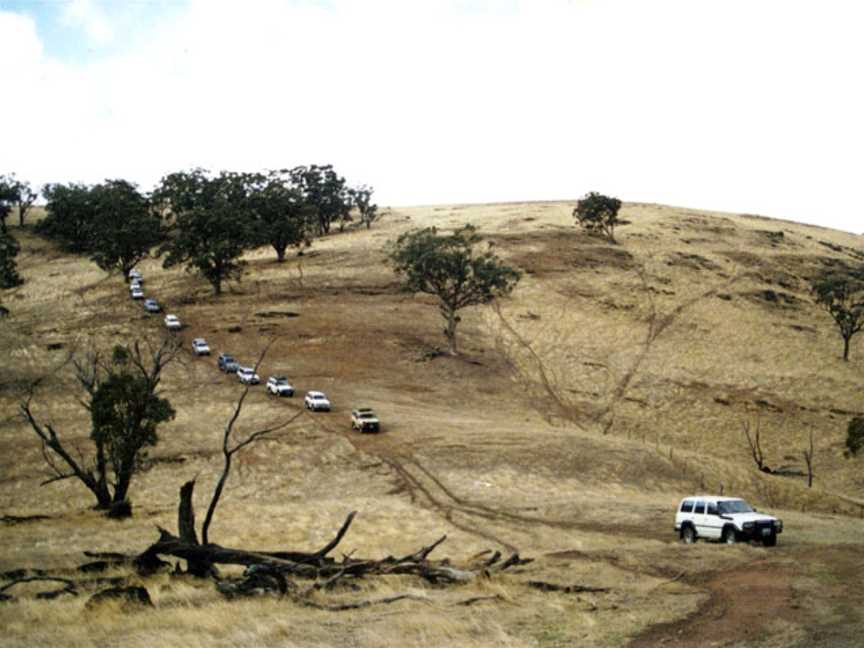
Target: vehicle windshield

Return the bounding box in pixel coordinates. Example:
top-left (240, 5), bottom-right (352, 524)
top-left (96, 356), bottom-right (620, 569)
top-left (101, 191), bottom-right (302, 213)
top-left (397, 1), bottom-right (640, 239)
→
top-left (273, 378), bottom-right (287, 384)
top-left (718, 500), bottom-right (754, 514)
top-left (359, 412), bottom-right (376, 418)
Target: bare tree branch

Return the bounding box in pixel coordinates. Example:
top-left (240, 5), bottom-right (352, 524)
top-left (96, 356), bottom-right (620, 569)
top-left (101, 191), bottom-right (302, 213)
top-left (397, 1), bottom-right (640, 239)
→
top-left (201, 340), bottom-right (301, 545)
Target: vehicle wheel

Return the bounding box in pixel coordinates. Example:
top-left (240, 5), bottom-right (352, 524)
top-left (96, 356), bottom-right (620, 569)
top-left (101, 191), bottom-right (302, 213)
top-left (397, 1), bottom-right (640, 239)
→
top-left (682, 525), bottom-right (696, 544)
top-left (722, 527), bottom-right (737, 545)
top-left (763, 532), bottom-right (777, 547)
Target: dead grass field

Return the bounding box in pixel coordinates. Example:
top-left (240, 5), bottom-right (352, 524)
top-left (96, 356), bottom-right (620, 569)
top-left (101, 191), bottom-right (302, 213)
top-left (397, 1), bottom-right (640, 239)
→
top-left (1, 201), bottom-right (863, 647)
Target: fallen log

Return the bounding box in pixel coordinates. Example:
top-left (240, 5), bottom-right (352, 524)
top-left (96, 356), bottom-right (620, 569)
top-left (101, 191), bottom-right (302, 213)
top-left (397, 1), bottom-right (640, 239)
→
top-left (527, 580), bottom-right (609, 594)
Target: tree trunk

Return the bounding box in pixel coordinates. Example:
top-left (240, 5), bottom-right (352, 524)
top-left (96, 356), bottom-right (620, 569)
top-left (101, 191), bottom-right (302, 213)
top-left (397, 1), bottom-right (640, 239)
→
top-left (213, 277), bottom-right (222, 296)
top-left (444, 309), bottom-right (459, 356)
top-left (112, 464), bottom-right (133, 509)
top-left (178, 480), bottom-right (212, 576)
top-left (843, 335), bottom-right (850, 361)
top-left (274, 245), bottom-right (286, 263)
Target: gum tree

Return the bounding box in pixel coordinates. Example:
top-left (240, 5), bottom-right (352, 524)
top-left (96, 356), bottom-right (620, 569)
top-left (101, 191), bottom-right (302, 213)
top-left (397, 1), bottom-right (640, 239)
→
top-left (156, 170), bottom-right (255, 296)
top-left (573, 192), bottom-right (623, 243)
top-left (812, 272), bottom-right (864, 361)
top-left (20, 340), bottom-right (178, 518)
top-left (89, 180), bottom-right (164, 279)
top-left (387, 225), bottom-right (521, 355)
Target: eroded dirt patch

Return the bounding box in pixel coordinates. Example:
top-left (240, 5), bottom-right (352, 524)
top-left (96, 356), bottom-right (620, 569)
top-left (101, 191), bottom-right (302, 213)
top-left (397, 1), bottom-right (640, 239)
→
top-left (629, 562), bottom-right (796, 648)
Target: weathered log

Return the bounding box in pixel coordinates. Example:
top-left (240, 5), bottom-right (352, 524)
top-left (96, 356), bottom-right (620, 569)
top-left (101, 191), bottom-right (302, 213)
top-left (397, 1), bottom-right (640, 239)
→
top-left (527, 580), bottom-right (609, 594)
top-left (177, 480), bottom-right (212, 577)
top-left (0, 576), bottom-right (78, 601)
top-left (299, 593), bottom-right (428, 611)
top-left (178, 480), bottom-right (199, 545)
top-left (86, 585), bottom-right (152, 609)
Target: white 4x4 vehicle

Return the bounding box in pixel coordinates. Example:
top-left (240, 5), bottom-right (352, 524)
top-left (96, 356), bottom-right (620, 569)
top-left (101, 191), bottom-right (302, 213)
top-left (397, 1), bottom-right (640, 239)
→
top-left (675, 496), bottom-right (783, 547)
top-left (304, 391), bottom-right (331, 411)
top-left (266, 376), bottom-right (294, 397)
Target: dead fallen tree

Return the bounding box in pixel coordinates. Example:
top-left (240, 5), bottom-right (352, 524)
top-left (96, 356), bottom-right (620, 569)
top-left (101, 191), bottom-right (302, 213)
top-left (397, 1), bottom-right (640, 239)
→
top-left (135, 479), bottom-right (533, 597)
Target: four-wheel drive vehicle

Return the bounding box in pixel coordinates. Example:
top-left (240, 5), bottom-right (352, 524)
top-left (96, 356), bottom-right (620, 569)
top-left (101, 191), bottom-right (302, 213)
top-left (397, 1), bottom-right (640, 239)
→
top-left (143, 298), bottom-right (161, 313)
top-left (675, 496), bottom-right (783, 546)
top-left (131, 287), bottom-right (145, 299)
top-left (237, 366), bottom-right (260, 385)
top-left (305, 391), bottom-right (331, 411)
top-left (351, 408), bottom-right (380, 433)
top-left (129, 280), bottom-right (142, 292)
top-left (191, 338), bottom-right (211, 356)
top-left (164, 314), bottom-right (182, 330)
top-left (267, 376), bottom-right (294, 396)
top-left (128, 270), bottom-right (143, 282)
top-left (217, 353), bottom-right (239, 373)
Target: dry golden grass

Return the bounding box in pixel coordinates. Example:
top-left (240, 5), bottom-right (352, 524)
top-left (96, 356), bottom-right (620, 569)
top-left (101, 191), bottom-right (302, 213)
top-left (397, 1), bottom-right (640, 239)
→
top-left (2, 201), bottom-right (864, 646)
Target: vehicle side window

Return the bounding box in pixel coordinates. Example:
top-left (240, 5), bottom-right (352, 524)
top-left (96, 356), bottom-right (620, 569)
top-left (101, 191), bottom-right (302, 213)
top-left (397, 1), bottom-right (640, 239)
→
top-left (680, 501), bottom-right (694, 513)
top-left (707, 502), bottom-right (718, 516)
top-left (694, 500), bottom-right (705, 514)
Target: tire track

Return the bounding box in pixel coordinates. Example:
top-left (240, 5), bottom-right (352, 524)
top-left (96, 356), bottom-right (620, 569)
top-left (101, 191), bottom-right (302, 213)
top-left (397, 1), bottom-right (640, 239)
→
top-left (292, 407), bottom-right (660, 550)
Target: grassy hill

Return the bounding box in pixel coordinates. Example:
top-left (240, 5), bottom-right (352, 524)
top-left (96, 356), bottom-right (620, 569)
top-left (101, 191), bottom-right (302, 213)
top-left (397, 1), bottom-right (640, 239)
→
top-left (1, 201), bottom-right (863, 647)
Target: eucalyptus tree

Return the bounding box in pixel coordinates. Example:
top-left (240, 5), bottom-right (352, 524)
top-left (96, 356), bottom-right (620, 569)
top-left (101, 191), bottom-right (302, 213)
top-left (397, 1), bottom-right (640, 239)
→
top-left (387, 225), bottom-right (521, 355)
top-left (156, 169), bottom-right (255, 296)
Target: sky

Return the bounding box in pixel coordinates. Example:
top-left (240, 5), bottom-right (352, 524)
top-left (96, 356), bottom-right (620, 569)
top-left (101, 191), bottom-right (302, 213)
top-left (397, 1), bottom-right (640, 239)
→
top-left (0, 0), bottom-right (862, 232)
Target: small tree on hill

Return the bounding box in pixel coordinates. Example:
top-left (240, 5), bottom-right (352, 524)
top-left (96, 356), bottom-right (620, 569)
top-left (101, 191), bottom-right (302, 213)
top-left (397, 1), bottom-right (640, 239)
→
top-left (156, 170), bottom-right (255, 296)
top-left (846, 417), bottom-right (864, 457)
top-left (20, 339), bottom-right (178, 517)
top-left (0, 228), bottom-right (22, 288)
top-left (14, 178), bottom-right (37, 227)
top-left (387, 225), bottom-right (521, 355)
top-left (573, 192), bottom-right (623, 243)
top-left (811, 272), bottom-right (864, 361)
top-left (89, 180), bottom-right (164, 279)
top-left (0, 174), bottom-right (18, 233)
top-left (351, 185), bottom-right (379, 229)
top-left (292, 165), bottom-right (350, 236)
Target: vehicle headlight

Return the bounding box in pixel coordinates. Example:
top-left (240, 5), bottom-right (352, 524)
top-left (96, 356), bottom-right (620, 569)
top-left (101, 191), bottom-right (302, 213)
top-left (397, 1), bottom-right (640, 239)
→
top-left (743, 522), bottom-right (755, 528)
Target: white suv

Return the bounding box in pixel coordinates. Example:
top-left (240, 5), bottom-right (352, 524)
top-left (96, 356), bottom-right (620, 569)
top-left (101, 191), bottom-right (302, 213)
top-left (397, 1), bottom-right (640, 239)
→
top-left (675, 496), bottom-right (783, 546)
top-left (304, 391), bottom-right (331, 411)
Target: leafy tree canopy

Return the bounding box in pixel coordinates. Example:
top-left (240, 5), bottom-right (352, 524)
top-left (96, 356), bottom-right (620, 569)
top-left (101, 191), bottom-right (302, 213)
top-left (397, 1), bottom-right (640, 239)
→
top-left (387, 225), bottom-right (521, 354)
top-left (156, 169), bottom-right (255, 295)
top-left (847, 417), bottom-right (864, 456)
top-left (38, 182), bottom-right (97, 252)
top-left (89, 179), bottom-right (164, 278)
top-left (247, 170), bottom-right (313, 262)
top-left (573, 192), bottom-right (623, 243)
top-left (350, 185), bottom-right (379, 229)
top-left (812, 271), bottom-right (864, 361)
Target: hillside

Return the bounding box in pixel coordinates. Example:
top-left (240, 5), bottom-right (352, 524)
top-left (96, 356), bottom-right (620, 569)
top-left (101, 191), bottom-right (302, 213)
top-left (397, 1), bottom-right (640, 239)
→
top-left (1, 201), bottom-right (863, 647)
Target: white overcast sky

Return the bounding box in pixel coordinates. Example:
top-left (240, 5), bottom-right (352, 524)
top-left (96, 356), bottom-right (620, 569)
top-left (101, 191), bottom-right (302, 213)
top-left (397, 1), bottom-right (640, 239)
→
top-left (0, 0), bottom-right (862, 232)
